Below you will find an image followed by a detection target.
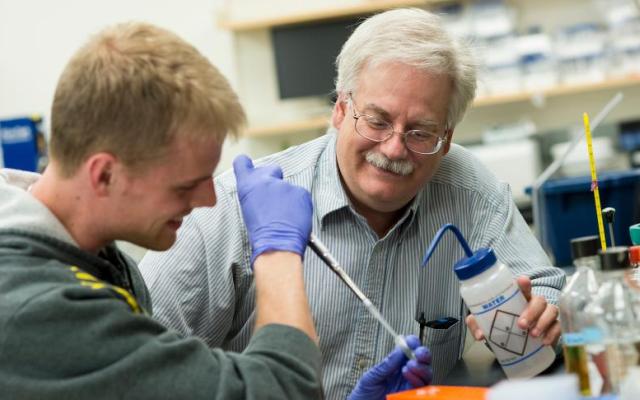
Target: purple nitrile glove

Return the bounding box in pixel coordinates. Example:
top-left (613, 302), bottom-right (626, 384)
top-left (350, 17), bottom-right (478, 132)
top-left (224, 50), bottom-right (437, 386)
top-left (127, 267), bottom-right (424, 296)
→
top-left (233, 155), bottom-right (313, 265)
top-left (348, 335), bottom-right (433, 400)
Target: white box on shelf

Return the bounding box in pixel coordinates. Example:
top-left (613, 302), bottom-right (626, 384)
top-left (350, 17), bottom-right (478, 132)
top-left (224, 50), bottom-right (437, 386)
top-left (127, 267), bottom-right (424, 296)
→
top-left (467, 139), bottom-right (540, 204)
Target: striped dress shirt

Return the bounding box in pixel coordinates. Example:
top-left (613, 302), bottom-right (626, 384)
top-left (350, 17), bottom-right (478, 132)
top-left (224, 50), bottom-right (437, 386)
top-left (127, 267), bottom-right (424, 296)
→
top-left (140, 131), bottom-right (566, 399)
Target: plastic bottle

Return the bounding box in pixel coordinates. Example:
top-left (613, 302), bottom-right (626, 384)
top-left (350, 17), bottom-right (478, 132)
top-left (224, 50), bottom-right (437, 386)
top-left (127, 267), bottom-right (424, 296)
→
top-left (422, 224), bottom-right (556, 379)
top-left (559, 235), bottom-right (601, 396)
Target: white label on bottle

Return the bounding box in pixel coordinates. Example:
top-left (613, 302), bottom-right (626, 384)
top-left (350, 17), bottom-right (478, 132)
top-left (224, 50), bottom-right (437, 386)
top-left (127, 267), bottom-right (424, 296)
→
top-left (466, 281), bottom-right (546, 367)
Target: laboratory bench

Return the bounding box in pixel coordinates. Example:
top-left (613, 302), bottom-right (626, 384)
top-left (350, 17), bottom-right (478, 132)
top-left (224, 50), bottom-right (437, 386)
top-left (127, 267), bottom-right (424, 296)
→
top-left (442, 341), bottom-right (565, 387)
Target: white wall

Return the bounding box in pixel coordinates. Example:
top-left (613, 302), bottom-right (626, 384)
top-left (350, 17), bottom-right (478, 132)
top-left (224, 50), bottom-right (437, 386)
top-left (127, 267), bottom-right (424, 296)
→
top-left (0, 0), bottom-right (253, 173)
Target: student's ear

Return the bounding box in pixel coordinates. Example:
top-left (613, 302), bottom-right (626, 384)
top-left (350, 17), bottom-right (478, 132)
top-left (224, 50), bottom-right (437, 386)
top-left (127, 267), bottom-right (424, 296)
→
top-left (331, 92), bottom-right (348, 129)
top-left (86, 153), bottom-right (118, 197)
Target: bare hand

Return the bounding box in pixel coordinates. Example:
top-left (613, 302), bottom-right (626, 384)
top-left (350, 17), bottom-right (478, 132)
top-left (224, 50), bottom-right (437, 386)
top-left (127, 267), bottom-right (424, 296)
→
top-left (465, 276), bottom-right (561, 346)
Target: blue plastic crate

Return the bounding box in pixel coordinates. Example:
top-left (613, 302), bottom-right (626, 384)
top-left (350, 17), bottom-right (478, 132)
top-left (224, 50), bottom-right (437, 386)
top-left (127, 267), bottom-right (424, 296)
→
top-left (533, 170), bottom-right (640, 266)
top-left (0, 116), bottom-right (41, 172)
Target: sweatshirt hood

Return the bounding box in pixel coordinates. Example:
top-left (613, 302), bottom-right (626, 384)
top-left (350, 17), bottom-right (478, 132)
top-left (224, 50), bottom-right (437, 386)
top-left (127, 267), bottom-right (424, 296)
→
top-left (0, 168), bottom-right (78, 246)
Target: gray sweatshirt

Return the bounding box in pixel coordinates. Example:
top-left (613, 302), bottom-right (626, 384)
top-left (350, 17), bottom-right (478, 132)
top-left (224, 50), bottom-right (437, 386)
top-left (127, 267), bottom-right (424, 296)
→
top-left (0, 169), bottom-right (323, 399)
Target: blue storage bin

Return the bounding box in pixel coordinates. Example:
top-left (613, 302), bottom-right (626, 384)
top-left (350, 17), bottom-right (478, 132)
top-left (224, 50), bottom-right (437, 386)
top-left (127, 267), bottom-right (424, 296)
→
top-left (0, 116), bottom-right (42, 172)
top-left (532, 170), bottom-right (640, 266)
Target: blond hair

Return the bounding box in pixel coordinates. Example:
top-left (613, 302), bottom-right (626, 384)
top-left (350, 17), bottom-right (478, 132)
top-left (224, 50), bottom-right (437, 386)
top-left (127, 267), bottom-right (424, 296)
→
top-left (50, 22), bottom-right (245, 176)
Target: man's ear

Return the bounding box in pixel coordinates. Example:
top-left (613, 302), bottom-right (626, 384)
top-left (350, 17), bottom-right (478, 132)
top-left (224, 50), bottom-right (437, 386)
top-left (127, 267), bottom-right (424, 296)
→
top-left (443, 128), bottom-right (454, 155)
top-left (331, 92), bottom-right (348, 129)
top-left (86, 153), bottom-right (118, 197)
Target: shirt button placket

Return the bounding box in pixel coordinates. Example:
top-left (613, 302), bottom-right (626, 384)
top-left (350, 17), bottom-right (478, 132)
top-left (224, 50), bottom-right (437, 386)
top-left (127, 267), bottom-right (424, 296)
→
top-left (367, 243), bottom-right (386, 361)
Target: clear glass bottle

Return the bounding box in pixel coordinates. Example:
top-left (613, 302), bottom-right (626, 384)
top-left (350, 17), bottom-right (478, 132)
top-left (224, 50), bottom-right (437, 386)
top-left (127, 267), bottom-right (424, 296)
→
top-left (572, 235), bottom-right (601, 270)
top-left (630, 246), bottom-right (640, 269)
top-left (585, 247), bottom-right (640, 395)
top-left (560, 236), bottom-right (601, 396)
top-left (630, 246), bottom-right (640, 283)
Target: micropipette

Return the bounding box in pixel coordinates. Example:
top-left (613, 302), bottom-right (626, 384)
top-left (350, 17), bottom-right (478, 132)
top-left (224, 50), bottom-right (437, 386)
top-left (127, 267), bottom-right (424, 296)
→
top-left (308, 233), bottom-right (415, 360)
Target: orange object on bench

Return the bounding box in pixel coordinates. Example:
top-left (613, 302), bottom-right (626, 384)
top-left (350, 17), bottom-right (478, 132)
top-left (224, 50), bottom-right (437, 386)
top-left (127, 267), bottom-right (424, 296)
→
top-left (386, 385), bottom-right (488, 400)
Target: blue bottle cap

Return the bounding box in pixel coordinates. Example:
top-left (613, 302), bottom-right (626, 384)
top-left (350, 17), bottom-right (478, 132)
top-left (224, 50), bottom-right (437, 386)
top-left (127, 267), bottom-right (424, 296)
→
top-left (630, 223), bottom-right (640, 245)
top-left (453, 247), bottom-right (497, 280)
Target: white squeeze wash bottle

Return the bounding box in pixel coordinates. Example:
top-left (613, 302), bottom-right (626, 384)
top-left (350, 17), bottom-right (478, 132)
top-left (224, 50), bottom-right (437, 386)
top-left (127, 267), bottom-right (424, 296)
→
top-left (422, 223), bottom-right (556, 379)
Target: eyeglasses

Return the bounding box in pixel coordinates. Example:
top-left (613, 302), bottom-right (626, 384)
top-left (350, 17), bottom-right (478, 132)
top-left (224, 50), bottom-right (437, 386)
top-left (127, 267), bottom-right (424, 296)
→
top-left (347, 93), bottom-right (448, 155)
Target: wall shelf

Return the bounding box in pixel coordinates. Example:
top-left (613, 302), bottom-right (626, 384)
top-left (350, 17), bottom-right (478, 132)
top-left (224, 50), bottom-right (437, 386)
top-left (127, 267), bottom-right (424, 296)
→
top-left (243, 75), bottom-right (640, 138)
top-left (246, 115), bottom-right (330, 138)
top-left (218, 0), bottom-right (436, 31)
top-left (475, 75), bottom-right (640, 107)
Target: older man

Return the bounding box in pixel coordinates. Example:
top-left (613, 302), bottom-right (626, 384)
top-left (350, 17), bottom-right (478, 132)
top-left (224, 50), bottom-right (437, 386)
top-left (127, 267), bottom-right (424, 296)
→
top-left (141, 8), bottom-right (565, 399)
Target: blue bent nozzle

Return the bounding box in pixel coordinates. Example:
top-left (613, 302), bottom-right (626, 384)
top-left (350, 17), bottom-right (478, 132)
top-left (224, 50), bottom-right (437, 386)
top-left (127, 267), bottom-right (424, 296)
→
top-left (421, 223), bottom-right (473, 268)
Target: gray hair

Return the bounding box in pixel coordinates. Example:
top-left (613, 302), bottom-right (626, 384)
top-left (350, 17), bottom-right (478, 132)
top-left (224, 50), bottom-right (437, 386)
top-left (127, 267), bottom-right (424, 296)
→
top-left (335, 8), bottom-right (477, 129)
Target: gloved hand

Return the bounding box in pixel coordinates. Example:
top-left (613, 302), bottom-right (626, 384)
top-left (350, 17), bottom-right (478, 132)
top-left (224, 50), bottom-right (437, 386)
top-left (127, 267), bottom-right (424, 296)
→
top-left (233, 155), bottom-right (313, 265)
top-left (348, 335), bottom-right (432, 400)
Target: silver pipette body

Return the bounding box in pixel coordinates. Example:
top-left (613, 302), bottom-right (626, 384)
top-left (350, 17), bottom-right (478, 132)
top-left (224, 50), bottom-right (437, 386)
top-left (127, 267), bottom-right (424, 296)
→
top-left (308, 233), bottom-right (415, 360)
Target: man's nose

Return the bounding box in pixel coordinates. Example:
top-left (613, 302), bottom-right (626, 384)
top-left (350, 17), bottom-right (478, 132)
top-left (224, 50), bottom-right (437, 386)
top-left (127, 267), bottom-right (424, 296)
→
top-left (378, 130), bottom-right (408, 160)
top-left (191, 180), bottom-right (217, 209)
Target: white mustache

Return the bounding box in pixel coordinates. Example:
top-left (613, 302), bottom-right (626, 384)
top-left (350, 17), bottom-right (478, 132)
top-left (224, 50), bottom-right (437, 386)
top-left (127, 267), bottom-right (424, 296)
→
top-left (365, 151), bottom-right (414, 176)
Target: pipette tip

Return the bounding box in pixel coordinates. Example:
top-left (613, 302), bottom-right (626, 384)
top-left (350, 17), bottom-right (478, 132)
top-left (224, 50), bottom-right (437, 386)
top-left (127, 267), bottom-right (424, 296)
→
top-left (395, 335), bottom-right (416, 360)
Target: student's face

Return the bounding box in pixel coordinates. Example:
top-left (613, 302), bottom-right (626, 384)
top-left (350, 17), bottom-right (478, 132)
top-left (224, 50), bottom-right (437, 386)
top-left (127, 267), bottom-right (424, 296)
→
top-left (114, 134), bottom-right (221, 251)
top-left (332, 62), bottom-right (453, 214)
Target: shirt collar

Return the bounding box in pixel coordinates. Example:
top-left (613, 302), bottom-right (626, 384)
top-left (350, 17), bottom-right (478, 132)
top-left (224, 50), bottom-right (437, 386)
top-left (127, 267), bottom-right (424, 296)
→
top-left (313, 129), bottom-right (351, 223)
top-left (403, 188), bottom-right (424, 229)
